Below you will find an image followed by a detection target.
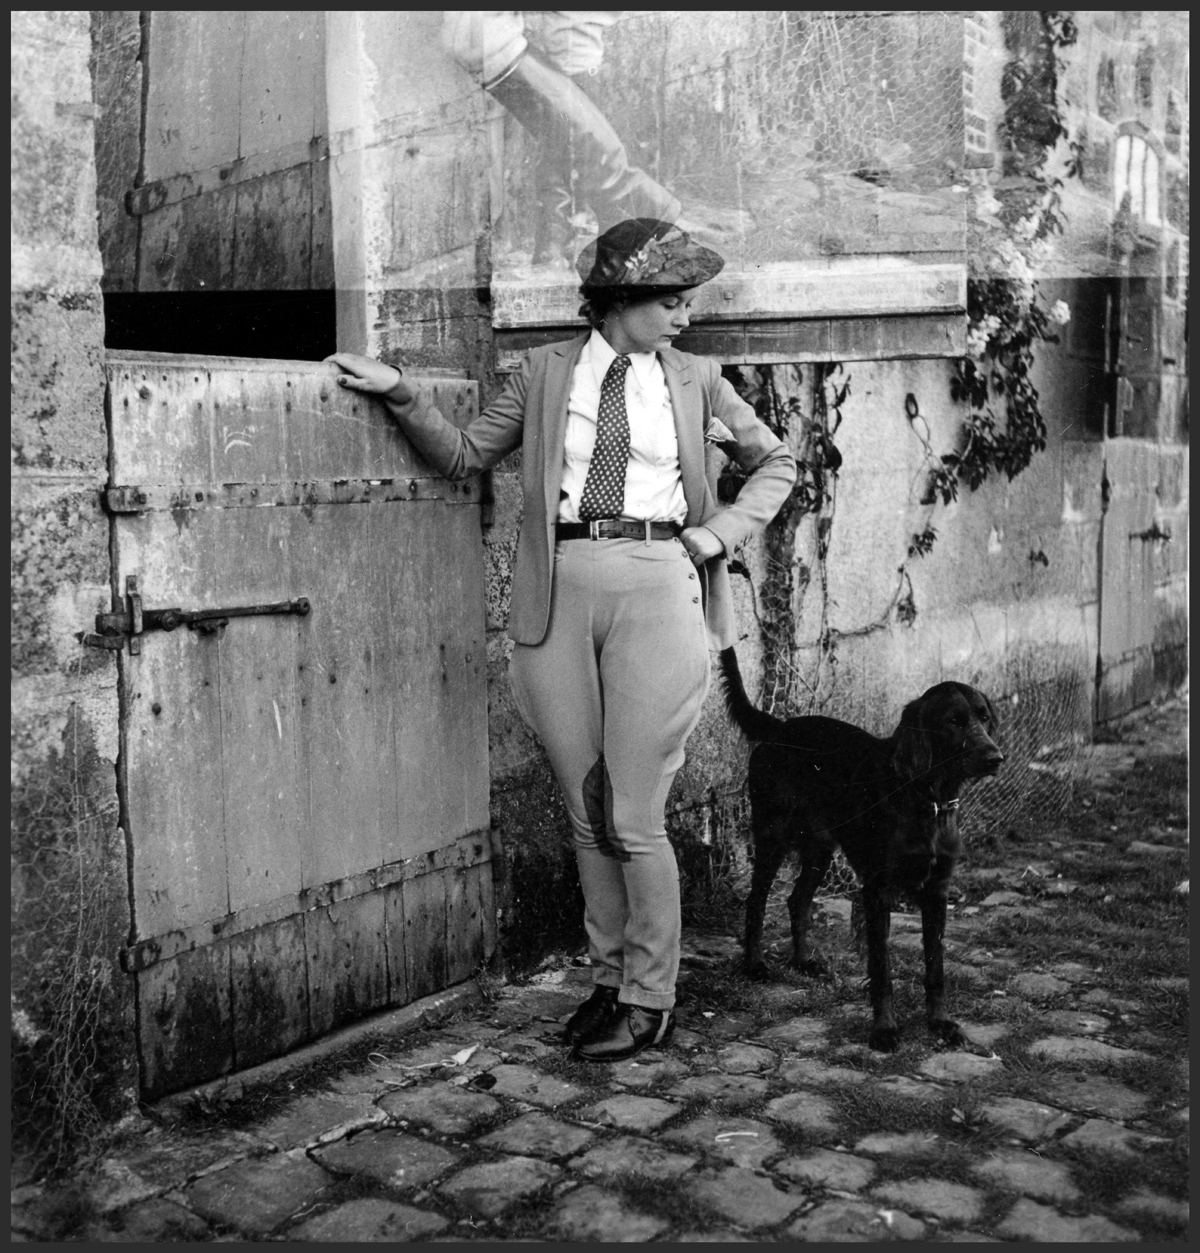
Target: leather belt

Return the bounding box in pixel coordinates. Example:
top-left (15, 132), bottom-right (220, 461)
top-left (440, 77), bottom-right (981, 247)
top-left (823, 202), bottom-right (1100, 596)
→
top-left (556, 519), bottom-right (683, 542)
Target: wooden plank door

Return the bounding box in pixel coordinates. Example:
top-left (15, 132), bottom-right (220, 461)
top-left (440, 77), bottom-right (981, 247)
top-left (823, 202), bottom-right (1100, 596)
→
top-left (105, 352), bottom-right (494, 1098)
top-left (1096, 440), bottom-right (1160, 722)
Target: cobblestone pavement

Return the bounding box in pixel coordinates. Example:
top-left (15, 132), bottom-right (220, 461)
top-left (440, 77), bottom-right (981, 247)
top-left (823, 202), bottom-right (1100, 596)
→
top-left (12, 699), bottom-right (1188, 1242)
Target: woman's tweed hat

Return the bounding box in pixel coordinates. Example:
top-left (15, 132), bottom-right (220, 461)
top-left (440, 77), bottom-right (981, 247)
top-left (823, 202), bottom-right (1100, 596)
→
top-left (576, 218), bottom-right (724, 293)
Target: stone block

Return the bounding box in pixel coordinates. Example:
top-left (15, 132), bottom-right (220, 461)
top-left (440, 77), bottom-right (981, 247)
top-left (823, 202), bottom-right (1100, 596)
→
top-left (437, 1156), bottom-right (560, 1218)
top-left (1028, 1037), bottom-right (1149, 1065)
top-left (548, 1184), bottom-right (667, 1242)
top-left (578, 1094), bottom-right (682, 1134)
top-left (788, 1198), bottom-right (925, 1242)
top-left (1037, 1075), bottom-right (1149, 1121)
top-left (776, 1147), bottom-right (877, 1192)
top-left (996, 1198), bottom-right (1137, 1242)
top-left (572, 1133), bottom-right (697, 1181)
top-left (379, 1082), bottom-right (500, 1135)
top-left (288, 1198), bottom-right (449, 1242)
top-left (663, 1116), bottom-right (782, 1170)
top-left (314, 1129), bottom-right (459, 1189)
top-left (874, 1076), bottom-right (948, 1104)
top-left (1115, 1188), bottom-right (1189, 1227)
top-left (261, 1092), bottom-right (382, 1150)
top-left (778, 1058), bottom-right (869, 1087)
top-left (95, 1198), bottom-right (211, 1242)
top-left (918, 1053), bottom-right (1004, 1083)
top-left (755, 1016), bottom-right (830, 1051)
top-left (715, 1043), bottom-right (777, 1074)
top-left (971, 1150), bottom-right (1080, 1204)
top-left (1037, 1009), bottom-right (1111, 1036)
top-left (475, 1112), bottom-right (594, 1159)
top-left (978, 1097), bottom-right (1073, 1142)
top-left (686, 1166), bottom-right (805, 1231)
top-left (1060, 1118), bottom-right (1165, 1156)
top-left (483, 1063), bottom-right (585, 1108)
top-left (872, 1178), bottom-right (985, 1225)
top-left (608, 1056), bottom-right (691, 1089)
top-left (665, 1072), bottom-right (770, 1106)
top-left (109, 1128), bottom-right (268, 1193)
top-left (764, 1091), bottom-right (839, 1136)
top-left (185, 1153), bottom-right (335, 1237)
top-left (854, 1131), bottom-right (942, 1157)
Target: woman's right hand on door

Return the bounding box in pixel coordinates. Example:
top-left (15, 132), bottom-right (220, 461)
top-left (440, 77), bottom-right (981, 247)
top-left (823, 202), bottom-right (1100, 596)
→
top-left (324, 352), bottom-right (416, 406)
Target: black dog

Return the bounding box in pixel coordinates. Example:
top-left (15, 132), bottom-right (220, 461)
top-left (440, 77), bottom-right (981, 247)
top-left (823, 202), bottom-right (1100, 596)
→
top-left (720, 647), bottom-right (1004, 1052)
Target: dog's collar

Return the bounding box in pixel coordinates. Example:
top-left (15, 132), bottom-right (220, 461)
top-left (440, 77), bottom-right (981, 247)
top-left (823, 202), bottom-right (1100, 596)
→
top-left (912, 784), bottom-right (961, 818)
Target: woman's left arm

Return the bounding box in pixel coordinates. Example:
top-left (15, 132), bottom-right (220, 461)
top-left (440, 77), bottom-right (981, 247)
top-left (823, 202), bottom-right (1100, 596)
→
top-left (697, 366), bottom-right (798, 556)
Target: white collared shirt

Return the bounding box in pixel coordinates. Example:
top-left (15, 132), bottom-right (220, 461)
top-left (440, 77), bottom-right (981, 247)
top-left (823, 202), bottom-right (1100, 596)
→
top-left (557, 330), bottom-right (687, 524)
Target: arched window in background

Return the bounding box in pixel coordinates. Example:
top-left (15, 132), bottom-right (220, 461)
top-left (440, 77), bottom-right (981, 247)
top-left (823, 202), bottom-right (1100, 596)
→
top-left (1113, 131), bottom-right (1161, 225)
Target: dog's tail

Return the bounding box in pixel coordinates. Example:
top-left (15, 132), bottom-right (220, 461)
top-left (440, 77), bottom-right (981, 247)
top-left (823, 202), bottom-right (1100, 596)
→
top-left (718, 647), bottom-right (788, 744)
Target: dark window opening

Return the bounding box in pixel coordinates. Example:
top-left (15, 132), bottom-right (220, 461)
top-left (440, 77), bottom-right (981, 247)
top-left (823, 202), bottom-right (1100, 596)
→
top-left (1135, 44), bottom-right (1155, 110)
top-left (103, 291), bottom-right (338, 361)
top-left (1096, 56), bottom-right (1118, 121)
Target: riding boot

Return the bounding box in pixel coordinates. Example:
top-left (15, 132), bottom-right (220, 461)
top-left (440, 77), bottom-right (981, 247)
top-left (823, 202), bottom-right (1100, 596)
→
top-left (487, 46), bottom-right (680, 232)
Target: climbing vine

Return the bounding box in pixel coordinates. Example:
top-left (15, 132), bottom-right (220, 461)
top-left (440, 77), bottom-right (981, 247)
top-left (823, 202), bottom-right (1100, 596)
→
top-left (722, 14), bottom-right (1085, 714)
top-left (936, 11), bottom-right (1081, 501)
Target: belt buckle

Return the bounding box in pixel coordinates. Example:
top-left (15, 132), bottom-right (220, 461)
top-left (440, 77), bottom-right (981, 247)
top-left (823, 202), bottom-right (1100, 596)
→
top-left (643, 519), bottom-right (652, 547)
top-left (588, 519), bottom-right (601, 541)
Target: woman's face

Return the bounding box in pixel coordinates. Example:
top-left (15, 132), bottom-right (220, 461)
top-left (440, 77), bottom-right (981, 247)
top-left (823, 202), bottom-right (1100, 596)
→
top-left (604, 288), bottom-right (700, 354)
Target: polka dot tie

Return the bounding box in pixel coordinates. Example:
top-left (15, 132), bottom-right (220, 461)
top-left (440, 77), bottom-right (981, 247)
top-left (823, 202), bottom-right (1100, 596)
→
top-left (579, 354), bottom-right (631, 522)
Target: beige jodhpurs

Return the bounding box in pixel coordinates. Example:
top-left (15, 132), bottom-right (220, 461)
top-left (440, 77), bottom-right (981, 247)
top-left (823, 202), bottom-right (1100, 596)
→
top-left (509, 534), bottom-right (710, 1010)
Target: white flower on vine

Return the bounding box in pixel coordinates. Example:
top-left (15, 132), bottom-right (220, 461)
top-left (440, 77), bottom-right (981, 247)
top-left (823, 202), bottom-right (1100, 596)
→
top-left (1028, 237), bottom-right (1052, 264)
top-left (965, 328), bottom-right (988, 359)
top-left (1049, 299), bottom-right (1071, 325)
top-left (1013, 215), bottom-right (1039, 242)
top-left (974, 189), bottom-right (1002, 220)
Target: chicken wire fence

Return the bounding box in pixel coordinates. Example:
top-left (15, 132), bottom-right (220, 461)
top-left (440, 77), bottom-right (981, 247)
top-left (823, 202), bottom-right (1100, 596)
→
top-left (602, 9), bottom-right (965, 206)
top-left (11, 760), bottom-right (122, 1174)
top-left (729, 10), bottom-right (964, 184)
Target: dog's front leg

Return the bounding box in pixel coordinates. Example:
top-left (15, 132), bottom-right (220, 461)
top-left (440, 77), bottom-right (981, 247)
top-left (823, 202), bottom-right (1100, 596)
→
top-left (918, 883), bottom-right (966, 1047)
top-left (787, 851), bottom-right (833, 975)
top-left (862, 879), bottom-right (900, 1052)
top-left (743, 834), bottom-right (788, 978)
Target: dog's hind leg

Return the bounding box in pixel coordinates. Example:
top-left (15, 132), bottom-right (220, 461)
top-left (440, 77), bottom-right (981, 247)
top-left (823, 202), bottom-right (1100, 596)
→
top-left (743, 830), bottom-right (788, 978)
top-left (862, 878), bottom-right (901, 1052)
top-left (917, 879), bottom-right (966, 1047)
top-left (787, 848), bottom-right (833, 975)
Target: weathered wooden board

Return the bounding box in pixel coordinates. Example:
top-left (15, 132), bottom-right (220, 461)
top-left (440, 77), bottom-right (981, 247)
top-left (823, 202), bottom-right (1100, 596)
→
top-left (139, 11), bottom-right (328, 291)
top-left (143, 12), bottom-right (245, 181)
top-left (305, 894), bottom-right (390, 1038)
top-left (230, 915), bottom-right (310, 1070)
top-left (403, 870), bottom-right (449, 1003)
top-left (136, 182), bottom-right (238, 293)
top-left (383, 882), bottom-right (410, 1006)
top-left (122, 608), bottom-right (229, 937)
top-left (137, 941), bottom-right (234, 1097)
top-left (448, 863), bottom-right (486, 986)
top-left (495, 312), bottom-right (967, 372)
top-left (491, 261), bottom-right (966, 330)
top-left (110, 353), bottom-right (495, 1097)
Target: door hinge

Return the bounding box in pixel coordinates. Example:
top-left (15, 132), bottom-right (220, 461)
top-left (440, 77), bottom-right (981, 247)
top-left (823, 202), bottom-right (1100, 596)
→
top-left (83, 575), bottom-right (310, 654)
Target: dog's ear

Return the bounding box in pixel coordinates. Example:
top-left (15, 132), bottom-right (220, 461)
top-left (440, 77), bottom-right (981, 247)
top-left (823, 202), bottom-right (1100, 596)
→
top-left (892, 696), bottom-right (933, 781)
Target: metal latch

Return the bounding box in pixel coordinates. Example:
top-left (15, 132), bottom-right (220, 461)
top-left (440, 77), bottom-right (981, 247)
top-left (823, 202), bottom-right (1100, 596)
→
top-left (83, 576), bottom-right (310, 654)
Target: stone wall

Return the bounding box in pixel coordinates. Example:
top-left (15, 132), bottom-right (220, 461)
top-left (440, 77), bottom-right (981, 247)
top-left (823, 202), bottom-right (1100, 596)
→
top-left (11, 10), bottom-right (136, 1169)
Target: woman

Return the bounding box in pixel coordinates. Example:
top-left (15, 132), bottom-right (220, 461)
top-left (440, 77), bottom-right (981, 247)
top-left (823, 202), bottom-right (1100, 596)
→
top-left (327, 218), bottom-right (796, 1062)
